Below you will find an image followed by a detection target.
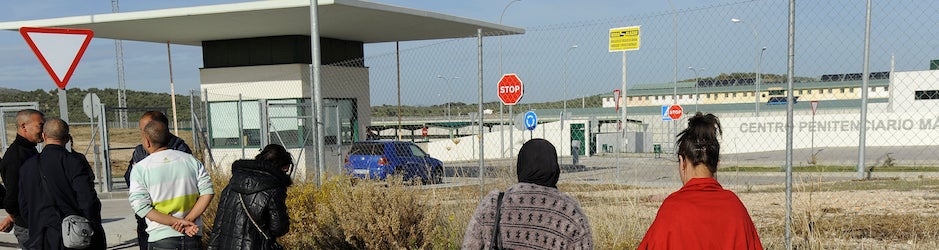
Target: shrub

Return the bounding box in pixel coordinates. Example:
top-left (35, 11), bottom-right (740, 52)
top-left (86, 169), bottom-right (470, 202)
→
top-left (308, 177), bottom-right (442, 249)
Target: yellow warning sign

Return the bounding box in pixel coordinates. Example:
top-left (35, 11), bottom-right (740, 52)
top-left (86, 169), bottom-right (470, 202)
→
top-left (609, 26), bottom-right (641, 52)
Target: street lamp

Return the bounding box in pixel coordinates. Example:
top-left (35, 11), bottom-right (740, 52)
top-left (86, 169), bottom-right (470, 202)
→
top-left (499, 0), bottom-right (522, 75)
top-left (500, 0), bottom-right (521, 159)
top-left (562, 44), bottom-right (577, 162)
top-left (436, 75), bottom-right (459, 120)
top-left (688, 66), bottom-right (704, 112)
top-left (731, 18), bottom-right (764, 117)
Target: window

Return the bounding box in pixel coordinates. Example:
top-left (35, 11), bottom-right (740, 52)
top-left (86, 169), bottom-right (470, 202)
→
top-left (322, 98), bottom-right (358, 145)
top-left (798, 90), bottom-right (804, 95)
top-left (915, 90), bottom-right (939, 100)
top-left (209, 100), bottom-right (260, 147)
top-left (644, 96), bottom-right (649, 100)
top-left (840, 88), bottom-right (845, 93)
top-left (827, 89), bottom-right (833, 94)
top-left (724, 93), bottom-right (729, 98)
top-left (349, 142), bottom-right (383, 155)
top-left (395, 143), bottom-right (413, 157)
top-left (409, 144), bottom-right (428, 157)
top-left (849, 88), bottom-right (855, 93)
top-left (707, 93), bottom-right (712, 98)
top-left (655, 96), bottom-right (660, 100)
top-left (628, 97), bottom-right (633, 101)
top-left (884, 86), bottom-right (889, 91)
top-left (732, 93), bottom-right (737, 97)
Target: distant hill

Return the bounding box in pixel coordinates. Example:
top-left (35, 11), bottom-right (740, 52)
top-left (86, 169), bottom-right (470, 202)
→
top-left (0, 88), bottom-right (193, 122)
top-left (0, 87), bottom-right (23, 95)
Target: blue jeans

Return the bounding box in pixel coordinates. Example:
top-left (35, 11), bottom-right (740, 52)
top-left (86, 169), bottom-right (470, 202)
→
top-left (148, 236), bottom-right (202, 250)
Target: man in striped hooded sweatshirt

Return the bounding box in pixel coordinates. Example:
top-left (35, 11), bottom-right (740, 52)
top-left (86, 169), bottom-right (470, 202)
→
top-left (128, 119), bottom-right (214, 249)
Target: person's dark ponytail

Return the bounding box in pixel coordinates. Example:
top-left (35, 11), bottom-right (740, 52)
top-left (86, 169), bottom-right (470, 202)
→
top-left (676, 112), bottom-right (723, 173)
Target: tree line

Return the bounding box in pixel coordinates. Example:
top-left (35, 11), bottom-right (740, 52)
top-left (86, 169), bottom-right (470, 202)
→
top-left (0, 87), bottom-right (195, 122)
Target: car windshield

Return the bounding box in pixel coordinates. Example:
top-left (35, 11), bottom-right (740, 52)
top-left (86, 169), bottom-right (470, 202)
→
top-left (409, 144), bottom-right (427, 157)
top-left (349, 143), bottom-right (383, 155)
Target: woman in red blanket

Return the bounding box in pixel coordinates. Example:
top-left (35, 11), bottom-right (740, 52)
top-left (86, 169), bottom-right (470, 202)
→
top-left (637, 112), bottom-right (763, 250)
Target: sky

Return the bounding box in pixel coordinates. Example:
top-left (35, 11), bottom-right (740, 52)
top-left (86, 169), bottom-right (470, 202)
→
top-left (0, 0), bottom-right (739, 95)
top-left (1, 0), bottom-right (938, 107)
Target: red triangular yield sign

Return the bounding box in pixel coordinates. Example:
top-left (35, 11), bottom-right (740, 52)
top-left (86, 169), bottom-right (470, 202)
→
top-left (19, 27), bottom-right (94, 90)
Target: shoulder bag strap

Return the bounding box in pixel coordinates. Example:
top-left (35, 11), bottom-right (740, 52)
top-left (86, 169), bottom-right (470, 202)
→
top-left (490, 192), bottom-right (505, 250)
top-left (238, 193), bottom-right (272, 240)
top-left (36, 155), bottom-right (68, 217)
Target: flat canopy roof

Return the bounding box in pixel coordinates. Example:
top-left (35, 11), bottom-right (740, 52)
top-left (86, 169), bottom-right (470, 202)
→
top-left (0, 0), bottom-right (525, 46)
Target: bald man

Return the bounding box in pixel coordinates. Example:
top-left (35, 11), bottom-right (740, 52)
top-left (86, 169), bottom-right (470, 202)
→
top-left (1, 109), bottom-right (44, 247)
top-left (126, 111), bottom-right (192, 249)
top-left (19, 118), bottom-right (106, 249)
top-left (128, 119), bottom-right (213, 249)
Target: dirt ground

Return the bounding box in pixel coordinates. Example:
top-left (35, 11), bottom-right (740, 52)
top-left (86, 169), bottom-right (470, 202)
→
top-left (585, 178), bottom-right (939, 249)
top-left (5, 124), bottom-right (194, 179)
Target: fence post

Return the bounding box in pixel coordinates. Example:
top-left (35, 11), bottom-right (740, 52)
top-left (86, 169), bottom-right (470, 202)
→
top-left (98, 104), bottom-right (112, 192)
top-left (190, 90), bottom-right (198, 153)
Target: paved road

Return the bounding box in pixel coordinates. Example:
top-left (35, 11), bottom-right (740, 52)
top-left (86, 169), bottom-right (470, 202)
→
top-left (0, 196), bottom-right (138, 250)
top-left (441, 154), bottom-right (939, 189)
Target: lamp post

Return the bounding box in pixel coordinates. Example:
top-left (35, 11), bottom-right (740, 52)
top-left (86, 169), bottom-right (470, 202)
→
top-left (731, 18), bottom-right (763, 117)
top-left (688, 66), bottom-right (704, 112)
top-left (561, 44), bottom-right (577, 161)
top-left (436, 75), bottom-right (459, 120)
top-left (500, 0), bottom-right (521, 159)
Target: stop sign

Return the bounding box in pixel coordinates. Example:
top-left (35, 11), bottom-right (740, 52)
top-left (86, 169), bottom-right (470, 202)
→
top-left (421, 127), bottom-right (428, 137)
top-left (667, 104), bottom-right (684, 120)
top-left (498, 74), bottom-right (523, 105)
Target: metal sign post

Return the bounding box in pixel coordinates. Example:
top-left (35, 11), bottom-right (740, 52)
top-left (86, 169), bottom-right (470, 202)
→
top-left (609, 25), bottom-right (640, 153)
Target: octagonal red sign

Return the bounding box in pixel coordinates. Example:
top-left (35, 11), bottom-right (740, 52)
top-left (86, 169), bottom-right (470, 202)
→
top-left (498, 74), bottom-right (523, 105)
top-left (668, 104), bottom-right (684, 120)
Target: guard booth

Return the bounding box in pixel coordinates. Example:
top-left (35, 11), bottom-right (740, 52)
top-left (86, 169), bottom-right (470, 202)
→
top-left (0, 0), bottom-right (524, 181)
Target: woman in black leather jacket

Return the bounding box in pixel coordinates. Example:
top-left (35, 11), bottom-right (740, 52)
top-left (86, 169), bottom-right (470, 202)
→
top-left (208, 144), bottom-right (293, 250)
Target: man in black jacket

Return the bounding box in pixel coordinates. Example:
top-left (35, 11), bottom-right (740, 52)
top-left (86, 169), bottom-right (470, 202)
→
top-left (19, 118), bottom-right (106, 249)
top-left (0, 109), bottom-right (44, 247)
top-left (126, 111), bottom-right (192, 249)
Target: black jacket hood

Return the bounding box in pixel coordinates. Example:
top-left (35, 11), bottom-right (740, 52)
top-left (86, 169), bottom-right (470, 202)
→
top-left (229, 159), bottom-right (292, 194)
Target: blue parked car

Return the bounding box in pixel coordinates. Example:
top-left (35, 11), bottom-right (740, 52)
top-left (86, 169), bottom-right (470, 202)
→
top-left (344, 141), bottom-right (443, 184)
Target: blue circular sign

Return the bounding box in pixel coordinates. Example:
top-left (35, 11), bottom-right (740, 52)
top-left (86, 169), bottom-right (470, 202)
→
top-left (524, 111), bottom-right (537, 131)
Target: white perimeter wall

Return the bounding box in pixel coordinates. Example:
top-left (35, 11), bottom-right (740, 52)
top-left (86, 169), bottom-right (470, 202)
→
top-left (425, 120), bottom-right (587, 162)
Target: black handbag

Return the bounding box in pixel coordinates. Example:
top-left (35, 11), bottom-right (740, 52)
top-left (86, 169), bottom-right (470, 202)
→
top-left (238, 193), bottom-right (285, 250)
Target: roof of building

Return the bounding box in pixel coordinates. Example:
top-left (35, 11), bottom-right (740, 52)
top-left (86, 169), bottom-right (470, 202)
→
top-left (0, 0), bottom-right (525, 46)
top-left (533, 97), bottom-right (889, 118)
top-left (620, 79), bottom-right (890, 96)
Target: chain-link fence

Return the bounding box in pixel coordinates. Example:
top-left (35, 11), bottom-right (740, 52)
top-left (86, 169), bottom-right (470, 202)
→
top-left (190, 0), bottom-right (939, 248)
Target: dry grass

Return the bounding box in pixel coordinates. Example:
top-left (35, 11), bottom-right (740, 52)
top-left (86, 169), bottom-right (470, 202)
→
top-left (39, 123), bottom-right (939, 249)
top-left (196, 165), bottom-right (939, 249)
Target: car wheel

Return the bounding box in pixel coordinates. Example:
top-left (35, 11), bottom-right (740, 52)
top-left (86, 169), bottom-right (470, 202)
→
top-left (393, 167), bottom-right (410, 184)
top-left (426, 167), bottom-right (443, 185)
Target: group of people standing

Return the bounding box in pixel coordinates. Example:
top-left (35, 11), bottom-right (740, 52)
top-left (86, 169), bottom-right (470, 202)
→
top-left (0, 109), bottom-right (291, 249)
top-left (463, 112), bottom-right (764, 249)
top-left (0, 107), bottom-right (762, 249)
